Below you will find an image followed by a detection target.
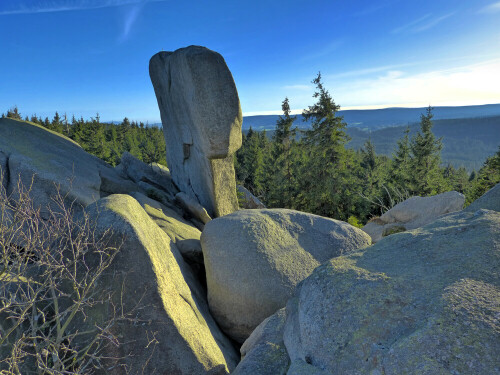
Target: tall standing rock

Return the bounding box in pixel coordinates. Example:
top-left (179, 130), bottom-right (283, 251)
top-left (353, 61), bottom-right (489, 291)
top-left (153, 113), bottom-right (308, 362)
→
top-left (149, 46), bottom-right (242, 217)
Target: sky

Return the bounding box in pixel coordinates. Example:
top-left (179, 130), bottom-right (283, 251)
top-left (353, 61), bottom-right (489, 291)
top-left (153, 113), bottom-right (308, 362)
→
top-left (1, 0), bottom-right (500, 122)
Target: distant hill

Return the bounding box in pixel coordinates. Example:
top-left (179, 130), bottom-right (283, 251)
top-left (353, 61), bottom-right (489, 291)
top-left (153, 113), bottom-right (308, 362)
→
top-left (243, 103), bottom-right (500, 131)
top-left (346, 116), bottom-right (500, 171)
top-left (249, 115), bottom-right (500, 172)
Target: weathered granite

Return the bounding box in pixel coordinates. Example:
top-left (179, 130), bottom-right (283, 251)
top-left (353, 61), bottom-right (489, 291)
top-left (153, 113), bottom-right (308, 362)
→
top-left (201, 209), bottom-right (371, 342)
top-left (363, 191), bottom-right (465, 242)
top-left (149, 46), bottom-right (242, 217)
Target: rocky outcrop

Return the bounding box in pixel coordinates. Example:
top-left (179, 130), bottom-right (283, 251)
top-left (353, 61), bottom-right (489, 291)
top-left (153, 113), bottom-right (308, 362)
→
top-left (237, 185), bottom-right (266, 209)
top-left (465, 182), bottom-right (500, 212)
top-left (201, 209), bottom-right (371, 342)
top-left (233, 309), bottom-right (289, 375)
top-left (130, 192), bottom-right (203, 265)
top-left (82, 194), bottom-right (238, 374)
top-left (149, 46), bottom-right (242, 218)
top-left (176, 191), bottom-right (212, 225)
top-left (0, 118), bottom-right (136, 216)
top-left (241, 208), bottom-right (500, 374)
top-left (362, 191), bottom-right (465, 242)
top-left (115, 151), bottom-right (178, 200)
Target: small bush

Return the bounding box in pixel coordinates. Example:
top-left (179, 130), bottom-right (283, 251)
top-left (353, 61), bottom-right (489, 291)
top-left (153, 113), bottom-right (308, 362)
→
top-left (0, 177), bottom-right (124, 373)
top-left (347, 215), bottom-right (363, 228)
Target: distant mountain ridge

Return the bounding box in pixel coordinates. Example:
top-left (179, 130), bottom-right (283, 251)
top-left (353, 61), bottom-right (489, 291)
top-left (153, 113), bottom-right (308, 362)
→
top-left (242, 103), bottom-right (500, 131)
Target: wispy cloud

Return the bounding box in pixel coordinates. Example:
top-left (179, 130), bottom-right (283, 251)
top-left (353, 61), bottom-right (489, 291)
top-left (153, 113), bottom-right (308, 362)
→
top-left (392, 13), bottom-right (454, 34)
top-left (300, 40), bottom-right (344, 62)
top-left (119, 3), bottom-right (145, 42)
top-left (413, 13), bottom-right (454, 32)
top-left (0, 0), bottom-right (166, 16)
top-left (478, 1), bottom-right (500, 13)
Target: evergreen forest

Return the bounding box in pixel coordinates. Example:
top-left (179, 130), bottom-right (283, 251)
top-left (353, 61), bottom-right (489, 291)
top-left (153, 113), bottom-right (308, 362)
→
top-left (234, 74), bottom-right (500, 225)
top-left (3, 75), bottom-right (500, 226)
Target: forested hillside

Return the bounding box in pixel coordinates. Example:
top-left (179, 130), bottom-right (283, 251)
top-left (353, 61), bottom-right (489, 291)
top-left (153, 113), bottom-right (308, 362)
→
top-left (3, 95), bottom-right (499, 227)
top-left (234, 75), bottom-right (500, 225)
top-left (1, 107), bottom-right (166, 167)
top-left (346, 116), bottom-right (500, 171)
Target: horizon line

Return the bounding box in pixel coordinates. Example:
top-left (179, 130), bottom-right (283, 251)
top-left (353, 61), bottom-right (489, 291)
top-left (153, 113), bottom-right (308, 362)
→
top-left (242, 101), bottom-right (500, 117)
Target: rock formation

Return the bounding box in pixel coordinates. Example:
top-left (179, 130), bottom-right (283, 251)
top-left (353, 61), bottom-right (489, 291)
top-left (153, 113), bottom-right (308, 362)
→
top-left (465, 182), bottom-right (500, 212)
top-left (201, 209), bottom-right (371, 342)
top-left (237, 208), bottom-right (500, 374)
top-left (2, 46), bottom-right (499, 374)
top-left (149, 46), bottom-right (242, 217)
top-left (237, 185), bottom-right (266, 209)
top-left (0, 116), bottom-right (238, 372)
top-left (232, 308), bottom-right (289, 375)
top-left (362, 190), bottom-right (465, 242)
top-left (0, 117), bottom-right (137, 217)
top-left (82, 195), bottom-right (238, 374)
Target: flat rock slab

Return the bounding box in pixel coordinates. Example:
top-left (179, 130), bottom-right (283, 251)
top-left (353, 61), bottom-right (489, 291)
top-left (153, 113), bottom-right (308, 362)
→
top-left (363, 191), bottom-right (465, 242)
top-left (149, 45), bottom-right (242, 217)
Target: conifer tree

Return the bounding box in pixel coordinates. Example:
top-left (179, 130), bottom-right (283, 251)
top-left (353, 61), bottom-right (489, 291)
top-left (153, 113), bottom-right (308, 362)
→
top-left (467, 146), bottom-right (500, 204)
top-left (267, 98), bottom-right (298, 207)
top-left (6, 106), bottom-right (22, 120)
top-left (299, 73), bottom-right (350, 218)
top-left (409, 106), bottom-right (445, 195)
top-left (391, 126), bottom-right (411, 189)
top-left (80, 114), bottom-right (110, 161)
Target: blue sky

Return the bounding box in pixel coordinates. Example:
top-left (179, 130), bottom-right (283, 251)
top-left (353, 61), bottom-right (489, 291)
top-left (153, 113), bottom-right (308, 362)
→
top-left (1, 0), bottom-right (499, 122)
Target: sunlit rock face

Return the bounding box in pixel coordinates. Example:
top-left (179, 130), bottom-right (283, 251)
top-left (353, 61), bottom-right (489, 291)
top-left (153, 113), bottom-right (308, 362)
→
top-left (149, 45), bottom-right (242, 217)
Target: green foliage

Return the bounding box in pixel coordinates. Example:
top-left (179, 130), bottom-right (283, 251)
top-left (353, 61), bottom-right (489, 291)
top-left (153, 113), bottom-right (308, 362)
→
top-left (297, 73), bottom-right (353, 219)
top-left (466, 146), bottom-right (500, 205)
top-left (409, 106), bottom-right (446, 195)
top-left (233, 82), bottom-right (498, 226)
top-left (266, 98), bottom-right (300, 208)
top-left (5, 106), bottom-right (22, 120)
top-left (6, 108), bottom-right (168, 167)
top-left (347, 216), bottom-right (363, 228)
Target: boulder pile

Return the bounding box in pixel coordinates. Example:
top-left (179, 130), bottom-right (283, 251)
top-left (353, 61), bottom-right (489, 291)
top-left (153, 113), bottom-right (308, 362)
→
top-left (201, 209), bottom-right (371, 342)
top-left (1, 45), bottom-right (498, 374)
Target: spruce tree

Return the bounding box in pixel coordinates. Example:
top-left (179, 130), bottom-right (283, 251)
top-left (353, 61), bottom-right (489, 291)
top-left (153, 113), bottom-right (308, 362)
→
top-left (409, 106), bottom-right (445, 195)
top-left (6, 106), bottom-right (22, 120)
top-left (300, 73), bottom-right (350, 219)
top-left (267, 98), bottom-right (298, 208)
top-left (391, 126), bottom-right (411, 190)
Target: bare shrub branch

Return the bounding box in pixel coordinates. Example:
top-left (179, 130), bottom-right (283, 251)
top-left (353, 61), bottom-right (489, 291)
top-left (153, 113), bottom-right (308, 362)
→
top-left (0, 174), bottom-right (126, 374)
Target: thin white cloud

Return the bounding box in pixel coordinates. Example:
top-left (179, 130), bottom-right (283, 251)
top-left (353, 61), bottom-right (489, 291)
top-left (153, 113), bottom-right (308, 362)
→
top-left (478, 1), bottom-right (500, 13)
top-left (300, 40), bottom-right (344, 62)
top-left (0, 0), bottom-right (165, 16)
top-left (392, 13), bottom-right (453, 34)
top-left (327, 63), bottom-right (416, 80)
top-left (119, 3), bottom-right (145, 42)
top-left (413, 13), bottom-right (454, 32)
